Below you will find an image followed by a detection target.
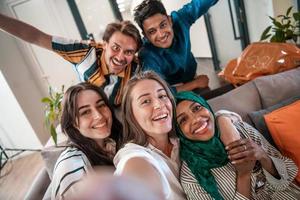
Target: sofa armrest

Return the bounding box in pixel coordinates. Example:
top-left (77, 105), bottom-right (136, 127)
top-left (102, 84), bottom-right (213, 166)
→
top-left (24, 167), bottom-right (51, 200)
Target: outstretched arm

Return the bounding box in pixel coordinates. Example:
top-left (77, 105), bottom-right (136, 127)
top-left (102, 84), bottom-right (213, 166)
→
top-left (0, 13), bottom-right (52, 50)
top-left (176, 74), bottom-right (209, 92)
top-left (121, 157), bottom-right (164, 197)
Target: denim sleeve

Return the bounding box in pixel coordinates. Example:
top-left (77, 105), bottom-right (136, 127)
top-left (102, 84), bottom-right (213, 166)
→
top-left (176, 0), bottom-right (218, 26)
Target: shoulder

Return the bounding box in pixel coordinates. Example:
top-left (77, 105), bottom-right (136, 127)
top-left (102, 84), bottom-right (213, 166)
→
top-left (51, 147), bottom-right (91, 198)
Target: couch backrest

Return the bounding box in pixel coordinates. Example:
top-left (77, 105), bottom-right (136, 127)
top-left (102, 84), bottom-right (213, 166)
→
top-left (208, 81), bottom-right (262, 125)
top-left (208, 67), bottom-right (300, 124)
top-left (253, 67), bottom-right (300, 109)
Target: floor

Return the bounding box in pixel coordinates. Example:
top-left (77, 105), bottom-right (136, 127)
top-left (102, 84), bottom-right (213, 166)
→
top-left (0, 152), bottom-right (44, 200)
top-left (196, 58), bottom-right (228, 90)
top-left (0, 58), bottom-right (225, 199)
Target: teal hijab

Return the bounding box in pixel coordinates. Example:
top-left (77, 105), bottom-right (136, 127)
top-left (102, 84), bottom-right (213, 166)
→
top-left (175, 91), bottom-right (228, 200)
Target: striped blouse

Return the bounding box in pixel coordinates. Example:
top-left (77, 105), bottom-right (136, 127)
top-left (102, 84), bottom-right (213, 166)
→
top-left (180, 121), bottom-right (300, 200)
top-left (51, 147), bottom-right (92, 199)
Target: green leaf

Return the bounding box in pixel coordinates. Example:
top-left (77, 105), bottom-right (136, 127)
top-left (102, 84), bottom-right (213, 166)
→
top-left (260, 26), bottom-right (272, 41)
top-left (50, 124), bottom-right (57, 145)
top-left (293, 12), bottom-right (300, 21)
top-left (274, 31), bottom-right (285, 42)
top-left (286, 6), bottom-right (293, 16)
top-left (41, 97), bottom-right (52, 104)
top-left (273, 21), bottom-right (283, 29)
top-left (269, 16), bottom-right (276, 22)
top-left (286, 29), bottom-right (294, 39)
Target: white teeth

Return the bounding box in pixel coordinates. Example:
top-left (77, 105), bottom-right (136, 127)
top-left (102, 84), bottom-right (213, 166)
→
top-left (112, 59), bottom-right (125, 66)
top-left (153, 114), bottom-right (167, 121)
top-left (93, 122), bottom-right (106, 129)
top-left (193, 122), bottom-right (207, 135)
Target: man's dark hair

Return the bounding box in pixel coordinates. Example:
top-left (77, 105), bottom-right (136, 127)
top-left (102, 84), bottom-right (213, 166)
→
top-left (133, 0), bottom-right (167, 31)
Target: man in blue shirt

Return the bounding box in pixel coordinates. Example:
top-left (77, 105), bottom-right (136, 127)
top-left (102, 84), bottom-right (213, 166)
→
top-left (134, 0), bottom-right (218, 92)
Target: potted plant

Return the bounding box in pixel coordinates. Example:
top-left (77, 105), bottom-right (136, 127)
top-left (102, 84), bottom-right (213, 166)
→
top-left (41, 85), bottom-right (64, 145)
top-left (260, 6), bottom-right (300, 45)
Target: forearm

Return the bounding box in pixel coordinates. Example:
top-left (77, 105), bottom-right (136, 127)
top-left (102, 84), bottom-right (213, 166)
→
top-left (236, 173), bottom-right (251, 199)
top-left (176, 81), bottom-right (197, 92)
top-left (176, 78), bottom-right (207, 92)
top-left (0, 13), bottom-right (52, 50)
top-left (217, 116), bottom-right (241, 146)
top-left (260, 153), bottom-right (280, 178)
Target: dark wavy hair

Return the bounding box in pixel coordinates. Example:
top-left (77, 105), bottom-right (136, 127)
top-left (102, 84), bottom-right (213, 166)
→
top-left (103, 20), bottom-right (142, 51)
top-left (133, 0), bottom-right (167, 31)
top-left (60, 82), bottom-right (122, 165)
top-left (121, 71), bottom-right (176, 148)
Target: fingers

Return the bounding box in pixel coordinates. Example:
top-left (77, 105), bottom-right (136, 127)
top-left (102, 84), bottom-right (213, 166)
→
top-left (226, 139), bottom-right (251, 163)
top-left (226, 138), bottom-right (248, 151)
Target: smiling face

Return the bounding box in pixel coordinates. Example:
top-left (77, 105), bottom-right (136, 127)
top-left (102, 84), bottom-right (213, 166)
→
top-left (176, 100), bottom-right (215, 141)
top-left (130, 79), bottom-right (173, 139)
top-left (103, 31), bottom-right (137, 74)
top-left (142, 13), bottom-right (174, 48)
top-left (75, 90), bottom-right (112, 144)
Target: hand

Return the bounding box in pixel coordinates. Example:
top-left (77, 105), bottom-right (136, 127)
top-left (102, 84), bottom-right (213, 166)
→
top-left (194, 75), bottom-right (209, 88)
top-left (226, 138), bottom-right (262, 175)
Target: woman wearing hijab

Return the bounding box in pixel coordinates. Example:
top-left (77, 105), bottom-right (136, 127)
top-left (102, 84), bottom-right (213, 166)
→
top-left (175, 91), bottom-right (300, 200)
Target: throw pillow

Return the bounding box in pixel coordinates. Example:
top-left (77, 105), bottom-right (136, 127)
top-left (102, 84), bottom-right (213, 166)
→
top-left (264, 100), bottom-right (300, 184)
top-left (248, 95), bottom-right (300, 148)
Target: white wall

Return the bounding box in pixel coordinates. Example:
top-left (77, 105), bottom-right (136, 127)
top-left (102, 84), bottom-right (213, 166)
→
top-left (208, 0), bottom-right (242, 68)
top-left (75, 0), bottom-right (116, 41)
top-left (0, 70), bottom-right (42, 149)
top-left (272, 0), bottom-right (297, 17)
top-left (0, 0), bottom-right (81, 146)
top-left (244, 0), bottom-right (274, 43)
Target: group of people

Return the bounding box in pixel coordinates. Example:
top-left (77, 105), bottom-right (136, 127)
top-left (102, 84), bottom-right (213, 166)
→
top-left (1, 0), bottom-right (299, 199)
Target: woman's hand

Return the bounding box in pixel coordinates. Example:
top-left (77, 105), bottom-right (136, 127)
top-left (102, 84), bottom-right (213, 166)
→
top-left (226, 138), bottom-right (266, 163)
top-left (226, 138), bottom-right (279, 178)
top-left (226, 139), bottom-right (257, 198)
top-left (226, 139), bottom-right (259, 174)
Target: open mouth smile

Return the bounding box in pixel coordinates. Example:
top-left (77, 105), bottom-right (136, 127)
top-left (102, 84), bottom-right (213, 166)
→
top-left (192, 120), bottom-right (209, 135)
top-left (157, 34), bottom-right (169, 43)
top-left (92, 121), bottom-right (107, 129)
top-left (112, 58), bottom-right (126, 67)
top-left (152, 113), bottom-right (168, 121)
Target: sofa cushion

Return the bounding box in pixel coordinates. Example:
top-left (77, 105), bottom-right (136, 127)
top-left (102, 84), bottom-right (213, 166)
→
top-left (254, 67), bottom-right (300, 108)
top-left (248, 95), bottom-right (300, 148)
top-left (208, 81), bottom-right (262, 125)
top-left (41, 144), bottom-right (66, 179)
top-left (264, 100), bottom-right (300, 185)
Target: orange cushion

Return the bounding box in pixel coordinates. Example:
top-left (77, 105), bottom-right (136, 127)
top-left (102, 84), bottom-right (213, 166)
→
top-left (264, 100), bottom-right (300, 185)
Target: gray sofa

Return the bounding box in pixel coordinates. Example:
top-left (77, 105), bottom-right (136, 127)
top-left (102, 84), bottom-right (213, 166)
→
top-left (25, 67), bottom-right (300, 200)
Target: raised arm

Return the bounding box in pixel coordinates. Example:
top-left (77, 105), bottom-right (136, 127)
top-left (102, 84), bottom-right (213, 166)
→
top-left (0, 13), bottom-right (52, 50)
top-left (177, 0), bottom-right (219, 26)
top-left (121, 157), bottom-right (164, 197)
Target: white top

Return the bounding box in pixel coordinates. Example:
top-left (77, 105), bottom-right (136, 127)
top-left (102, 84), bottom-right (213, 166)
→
top-left (114, 138), bottom-right (187, 200)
